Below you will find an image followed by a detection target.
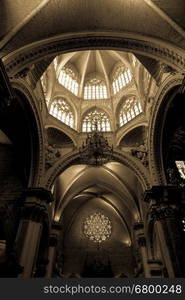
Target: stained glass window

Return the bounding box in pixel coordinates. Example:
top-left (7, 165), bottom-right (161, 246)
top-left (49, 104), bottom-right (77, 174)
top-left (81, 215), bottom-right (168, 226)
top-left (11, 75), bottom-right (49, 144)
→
top-left (58, 67), bottom-right (79, 95)
top-left (82, 109), bottom-right (111, 132)
top-left (119, 97), bottom-right (142, 126)
top-left (112, 66), bottom-right (132, 94)
top-left (83, 213), bottom-right (112, 243)
top-left (50, 98), bottom-right (74, 128)
top-left (84, 78), bottom-right (108, 99)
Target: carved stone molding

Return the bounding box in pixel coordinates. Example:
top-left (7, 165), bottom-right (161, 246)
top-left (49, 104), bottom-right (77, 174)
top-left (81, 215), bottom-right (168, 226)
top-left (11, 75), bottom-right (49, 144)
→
top-left (130, 144), bottom-right (148, 167)
top-left (43, 149), bottom-right (151, 190)
top-left (3, 36), bottom-right (185, 76)
top-left (45, 144), bottom-right (61, 170)
top-left (148, 75), bottom-right (183, 185)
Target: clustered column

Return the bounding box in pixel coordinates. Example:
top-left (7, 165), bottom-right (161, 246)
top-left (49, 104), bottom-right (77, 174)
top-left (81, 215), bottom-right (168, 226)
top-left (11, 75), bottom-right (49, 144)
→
top-left (145, 186), bottom-right (185, 278)
top-left (15, 188), bottom-right (53, 278)
top-left (45, 222), bottom-right (61, 278)
top-left (133, 222), bottom-right (150, 277)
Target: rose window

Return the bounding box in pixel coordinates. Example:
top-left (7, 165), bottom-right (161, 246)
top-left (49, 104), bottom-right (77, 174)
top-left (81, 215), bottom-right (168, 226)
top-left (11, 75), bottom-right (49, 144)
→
top-left (83, 212), bottom-right (112, 243)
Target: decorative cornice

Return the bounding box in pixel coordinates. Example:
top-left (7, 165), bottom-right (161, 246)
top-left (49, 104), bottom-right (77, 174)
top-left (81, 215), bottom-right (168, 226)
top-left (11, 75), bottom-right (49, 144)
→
top-left (3, 36), bottom-right (185, 76)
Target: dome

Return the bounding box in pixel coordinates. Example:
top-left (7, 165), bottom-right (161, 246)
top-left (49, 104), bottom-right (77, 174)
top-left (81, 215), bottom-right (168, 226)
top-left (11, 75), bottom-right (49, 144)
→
top-left (48, 50), bottom-right (135, 99)
top-left (40, 49), bottom-right (153, 132)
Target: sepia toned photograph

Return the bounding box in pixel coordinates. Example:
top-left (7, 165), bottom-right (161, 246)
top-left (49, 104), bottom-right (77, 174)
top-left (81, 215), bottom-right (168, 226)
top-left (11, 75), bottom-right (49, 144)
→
top-left (0, 1), bottom-right (185, 288)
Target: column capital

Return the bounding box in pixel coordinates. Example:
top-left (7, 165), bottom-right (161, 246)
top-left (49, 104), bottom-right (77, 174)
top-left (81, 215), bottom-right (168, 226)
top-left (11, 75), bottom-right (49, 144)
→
top-left (138, 236), bottom-right (146, 247)
top-left (144, 185), bottom-right (185, 205)
top-left (49, 235), bottom-right (58, 247)
top-left (21, 199), bottom-right (49, 223)
top-left (133, 221), bottom-right (144, 231)
top-left (49, 222), bottom-right (61, 247)
top-left (22, 187), bottom-right (54, 204)
top-left (51, 221), bottom-right (62, 231)
top-left (149, 204), bottom-right (179, 221)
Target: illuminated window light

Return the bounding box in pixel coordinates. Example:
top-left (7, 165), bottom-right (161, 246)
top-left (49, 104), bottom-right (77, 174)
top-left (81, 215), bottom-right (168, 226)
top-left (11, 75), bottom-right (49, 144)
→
top-left (175, 161), bottom-right (185, 180)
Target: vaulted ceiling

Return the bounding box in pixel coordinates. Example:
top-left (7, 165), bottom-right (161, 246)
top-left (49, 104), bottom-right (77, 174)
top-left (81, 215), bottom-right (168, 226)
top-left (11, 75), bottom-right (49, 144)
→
top-left (1, 0), bottom-right (185, 55)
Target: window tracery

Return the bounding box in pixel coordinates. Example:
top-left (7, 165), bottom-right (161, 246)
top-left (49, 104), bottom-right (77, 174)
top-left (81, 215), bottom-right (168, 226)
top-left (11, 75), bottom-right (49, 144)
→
top-left (119, 97), bottom-right (142, 126)
top-left (84, 78), bottom-right (108, 99)
top-left (83, 212), bottom-right (112, 243)
top-left (112, 66), bottom-right (132, 94)
top-left (49, 98), bottom-right (74, 128)
top-left (58, 67), bottom-right (79, 95)
top-left (82, 109), bottom-right (111, 132)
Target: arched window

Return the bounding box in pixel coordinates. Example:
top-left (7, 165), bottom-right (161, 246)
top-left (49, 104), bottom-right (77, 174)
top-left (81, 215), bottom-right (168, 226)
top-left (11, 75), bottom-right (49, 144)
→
top-left (119, 97), bottom-right (142, 126)
top-left (50, 98), bottom-right (74, 128)
top-left (82, 109), bottom-right (111, 132)
top-left (84, 78), bottom-right (108, 100)
top-left (58, 67), bottom-right (79, 95)
top-left (112, 66), bottom-right (132, 94)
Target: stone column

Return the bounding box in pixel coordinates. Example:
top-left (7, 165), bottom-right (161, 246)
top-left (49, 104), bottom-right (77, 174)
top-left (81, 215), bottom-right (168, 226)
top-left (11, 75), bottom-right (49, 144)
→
top-left (133, 222), bottom-right (150, 278)
top-left (15, 188), bottom-right (53, 278)
top-left (45, 222), bottom-right (61, 278)
top-left (145, 186), bottom-right (185, 278)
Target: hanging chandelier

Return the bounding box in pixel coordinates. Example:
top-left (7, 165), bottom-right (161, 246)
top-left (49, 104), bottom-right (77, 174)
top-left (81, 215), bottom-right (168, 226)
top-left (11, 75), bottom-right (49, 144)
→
top-left (79, 122), bottom-right (113, 166)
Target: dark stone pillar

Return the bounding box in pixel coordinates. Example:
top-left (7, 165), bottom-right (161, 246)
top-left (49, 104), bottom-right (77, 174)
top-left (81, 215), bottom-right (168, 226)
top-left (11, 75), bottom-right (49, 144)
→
top-left (15, 188), bottom-right (53, 278)
top-left (145, 186), bottom-right (185, 277)
top-left (45, 222), bottom-right (61, 278)
top-left (133, 222), bottom-right (150, 277)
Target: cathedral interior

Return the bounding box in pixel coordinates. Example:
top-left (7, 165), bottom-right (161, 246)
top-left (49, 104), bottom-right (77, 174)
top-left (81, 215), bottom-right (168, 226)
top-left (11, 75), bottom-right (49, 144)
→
top-left (0, 0), bottom-right (185, 278)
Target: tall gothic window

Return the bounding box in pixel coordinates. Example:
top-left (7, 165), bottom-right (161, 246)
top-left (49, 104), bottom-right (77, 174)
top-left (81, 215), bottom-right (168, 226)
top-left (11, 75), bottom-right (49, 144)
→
top-left (82, 109), bottom-right (111, 132)
top-left (58, 67), bottom-right (79, 95)
top-left (84, 78), bottom-right (108, 100)
top-left (119, 97), bottom-right (142, 126)
top-left (112, 66), bottom-right (132, 94)
top-left (50, 98), bottom-right (74, 128)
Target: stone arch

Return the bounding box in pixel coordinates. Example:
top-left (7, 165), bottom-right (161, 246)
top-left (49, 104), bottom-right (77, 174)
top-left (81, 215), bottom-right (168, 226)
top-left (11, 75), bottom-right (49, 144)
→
top-left (117, 123), bottom-right (148, 147)
top-left (43, 149), bottom-right (151, 190)
top-left (11, 78), bottom-right (45, 187)
top-left (3, 34), bottom-right (185, 77)
top-left (45, 125), bottom-right (77, 147)
top-left (148, 74), bottom-right (183, 185)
